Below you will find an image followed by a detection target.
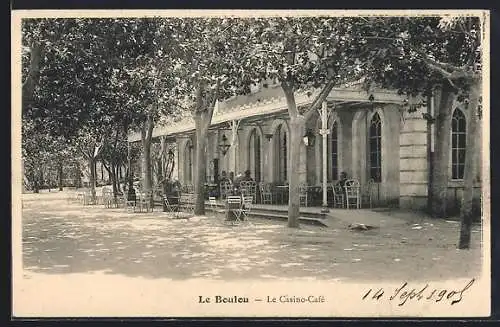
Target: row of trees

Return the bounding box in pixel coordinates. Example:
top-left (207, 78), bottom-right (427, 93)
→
top-left (21, 15), bottom-right (484, 249)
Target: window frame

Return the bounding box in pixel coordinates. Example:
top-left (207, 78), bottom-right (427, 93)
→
top-left (185, 140), bottom-right (193, 184)
top-left (451, 108), bottom-right (467, 180)
top-left (369, 112), bottom-right (382, 183)
top-left (329, 121), bottom-right (339, 181)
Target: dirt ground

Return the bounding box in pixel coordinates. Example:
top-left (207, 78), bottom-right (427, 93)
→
top-left (17, 190), bottom-right (484, 282)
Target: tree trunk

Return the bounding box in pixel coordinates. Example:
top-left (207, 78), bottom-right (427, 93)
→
top-left (76, 162), bottom-right (82, 188)
top-left (168, 156), bottom-right (175, 180)
top-left (89, 158), bottom-right (97, 202)
top-left (115, 164), bottom-right (122, 193)
top-left (140, 114), bottom-right (154, 193)
top-left (282, 84), bottom-right (304, 228)
top-left (430, 84), bottom-right (455, 218)
top-left (40, 169), bottom-right (44, 188)
top-left (157, 158), bottom-right (163, 182)
top-left (193, 114), bottom-right (209, 215)
top-left (58, 161), bottom-right (64, 191)
top-left (287, 117), bottom-right (305, 228)
top-left (458, 82), bottom-right (481, 249)
top-left (33, 169), bottom-right (40, 193)
top-left (111, 162), bottom-right (118, 199)
top-left (22, 42), bottom-right (43, 107)
top-left (103, 161), bottom-right (117, 197)
top-left (102, 161), bottom-right (112, 182)
top-left (141, 141), bottom-right (152, 192)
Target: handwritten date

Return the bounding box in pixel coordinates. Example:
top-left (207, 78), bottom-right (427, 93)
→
top-left (362, 278), bottom-right (475, 306)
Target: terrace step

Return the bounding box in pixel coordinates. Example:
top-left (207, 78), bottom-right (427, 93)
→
top-left (153, 199), bottom-right (328, 226)
top-left (243, 211), bottom-right (328, 227)
top-left (204, 203), bottom-right (328, 227)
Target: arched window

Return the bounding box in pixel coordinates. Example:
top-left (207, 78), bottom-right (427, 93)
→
top-left (184, 141), bottom-right (193, 184)
top-left (451, 108), bottom-right (466, 180)
top-left (369, 113), bottom-right (382, 182)
top-left (330, 121), bottom-right (338, 180)
top-left (248, 129), bottom-right (261, 182)
top-left (274, 124), bottom-right (288, 182)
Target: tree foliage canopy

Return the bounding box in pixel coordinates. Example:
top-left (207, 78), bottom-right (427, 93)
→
top-left (361, 16), bottom-right (482, 99)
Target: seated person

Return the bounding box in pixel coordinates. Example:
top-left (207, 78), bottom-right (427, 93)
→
top-left (219, 170), bottom-right (231, 184)
top-left (219, 171), bottom-right (231, 197)
top-left (337, 171), bottom-right (348, 188)
top-left (241, 170), bottom-right (253, 182)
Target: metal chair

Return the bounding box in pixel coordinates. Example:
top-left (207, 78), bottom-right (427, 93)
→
top-left (179, 193), bottom-right (195, 218)
top-left (239, 181), bottom-right (250, 197)
top-left (226, 195), bottom-right (243, 225)
top-left (102, 188), bottom-right (114, 208)
top-left (361, 178), bottom-right (374, 208)
top-left (115, 192), bottom-right (127, 208)
top-left (164, 195), bottom-right (180, 217)
top-left (344, 179), bottom-right (361, 209)
top-left (299, 183), bottom-right (308, 207)
top-left (240, 181), bottom-right (257, 202)
top-left (122, 192), bottom-right (136, 212)
top-left (240, 195), bottom-right (254, 222)
top-left (208, 196), bottom-right (225, 217)
top-left (259, 182), bottom-right (273, 205)
top-left (332, 183), bottom-right (345, 208)
top-left (83, 189), bottom-right (95, 205)
top-left (220, 181), bottom-right (232, 199)
top-left (137, 190), bottom-right (154, 212)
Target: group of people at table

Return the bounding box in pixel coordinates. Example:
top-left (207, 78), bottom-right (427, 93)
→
top-left (216, 170), bottom-right (350, 206)
top-left (102, 168), bottom-right (351, 210)
top-left (218, 170), bottom-right (254, 195)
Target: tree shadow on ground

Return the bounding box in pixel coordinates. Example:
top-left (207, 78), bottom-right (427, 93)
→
top-left (21, 196), bottom-right (483, 281)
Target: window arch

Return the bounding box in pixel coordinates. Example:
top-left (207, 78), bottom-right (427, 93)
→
top-left (274, 124), bottom-right (288, 182)
top-left (451, 108), bottom-right (466, 180)
top-left (369, 112), bottom-right (382, 182)
top-left (184, 140), bottom-right (193, 184)
top-left (248, 128), bottom-right (262, 182)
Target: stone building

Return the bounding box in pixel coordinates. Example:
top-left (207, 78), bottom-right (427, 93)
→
top-left (128, 80), bottom-right (482, 212)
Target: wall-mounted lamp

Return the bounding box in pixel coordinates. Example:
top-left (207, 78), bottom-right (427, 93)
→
top-left (264, 133), bottom-right (273, 141)
top-left (218, 134), bottom-right (231, 156)
top-left (303, 129), bottom-right (316, 147)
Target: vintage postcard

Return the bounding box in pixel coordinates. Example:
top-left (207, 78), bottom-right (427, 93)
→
top-left (12, 9), bottom-right (490, 317)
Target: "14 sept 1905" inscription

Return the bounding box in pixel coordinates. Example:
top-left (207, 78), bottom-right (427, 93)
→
top-left (362, 278), bottom-right (475, 306)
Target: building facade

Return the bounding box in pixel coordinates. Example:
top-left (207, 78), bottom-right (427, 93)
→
top-left (128, 81), bottom-right (482, 212)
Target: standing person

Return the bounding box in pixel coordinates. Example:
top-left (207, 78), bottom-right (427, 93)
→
top-left (228, 171), bottom-right (235, 184)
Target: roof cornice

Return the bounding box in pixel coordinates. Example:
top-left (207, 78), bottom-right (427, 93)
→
top-left (128, 85), bottom-right (408, 142)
